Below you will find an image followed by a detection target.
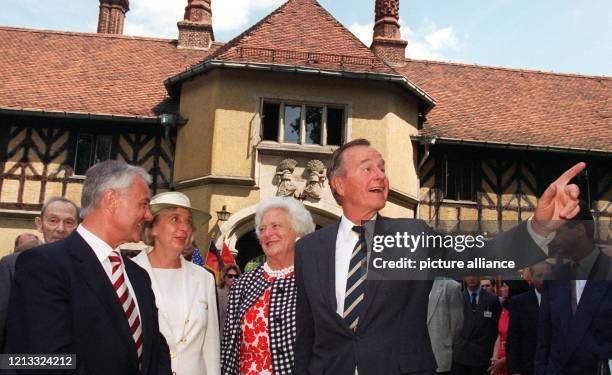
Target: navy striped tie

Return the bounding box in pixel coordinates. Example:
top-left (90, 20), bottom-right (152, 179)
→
top-left (343, 226), bottom-right (367, 331)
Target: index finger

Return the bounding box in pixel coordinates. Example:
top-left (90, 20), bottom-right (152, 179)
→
top-left (553, 162), bottom-right (586, 187)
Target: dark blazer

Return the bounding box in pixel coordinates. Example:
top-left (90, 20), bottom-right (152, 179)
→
top-left (6, 231), bottom-right (171, 375)
top-left (294, 216), bottom-right (541, 375)
top-left (453, 289), bottom-right (501, 367)
top-left (0, 253), bottom-right (19, 353)
top-left (535, 252), bottom-right (612, 375)
top-left (507, 289), bottom-right (540, 375)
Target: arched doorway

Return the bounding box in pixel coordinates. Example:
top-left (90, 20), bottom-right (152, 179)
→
top-left (235, 230), bottom-right (263, 271)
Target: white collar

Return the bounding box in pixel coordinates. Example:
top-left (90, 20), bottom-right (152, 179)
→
top-left (339, 214), bottom-right (377, 237)
top-left (77, 224), bottom-right (116, 263)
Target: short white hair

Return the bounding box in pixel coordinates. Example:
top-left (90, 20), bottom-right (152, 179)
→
top-left (80, 160), bottom-right (151, 219)
top-left (254, 197), bottom-right (315, 238)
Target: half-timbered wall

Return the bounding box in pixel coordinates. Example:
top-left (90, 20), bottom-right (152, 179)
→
top-left (418, 146), bottom-right (611, 243)
top-left (0, 116), bottom-right (174, 213)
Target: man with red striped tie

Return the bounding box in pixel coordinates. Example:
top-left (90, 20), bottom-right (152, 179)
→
top-left (7, 160), bottom-right (171, 375)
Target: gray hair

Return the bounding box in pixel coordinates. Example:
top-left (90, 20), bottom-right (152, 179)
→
top-left (40, 196), bottom-right (80, 220)
top-left (80, 160), bottom-right (151, 219)
top-left (326, 138), bottom-right (371, 205)
top-left (254, 197), bottom-right (315, 238)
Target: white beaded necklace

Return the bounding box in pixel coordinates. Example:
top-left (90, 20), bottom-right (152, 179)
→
top-left (263, 262), bottom-right (294, 278)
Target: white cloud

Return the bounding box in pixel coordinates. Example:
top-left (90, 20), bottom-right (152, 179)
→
top-left (348, 21), bottom-right (374, 47)
top-left (123, 0), bottom-right (284, 38)
top-left (349, 18), bottom-right (461, 61)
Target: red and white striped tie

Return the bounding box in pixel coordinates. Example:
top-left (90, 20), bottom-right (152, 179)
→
top-left (109, 250), bottom-right (143, 364)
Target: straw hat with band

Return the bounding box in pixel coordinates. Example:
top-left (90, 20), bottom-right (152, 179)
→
top-left (149, 192), bottom-right (211, 231)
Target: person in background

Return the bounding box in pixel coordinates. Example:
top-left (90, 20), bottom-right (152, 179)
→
top-left (536, 202), bottom-right (612, 374)
top-left (427, 278), bottom-right (464, 374)
top-left (13, 233), bottom-right (41, 253)
top-left (221, 196), bottom-right (315, 375)
top-left (34, 196), bottom-right (79, 243)
top-left (217, 263), bottom-right (241, 336)
top-left (0, 197), bottom-right (78, 353)
top-left (453, 276), bottom-right (501, 375)
top-left (133, 191), bottom-right (219, 375)
top-left (506, 261), bottom-right (552, 375)
top-left (480, 277), bottom-right (496, 295)
top-left (489, 280), bottom-right (531, 375)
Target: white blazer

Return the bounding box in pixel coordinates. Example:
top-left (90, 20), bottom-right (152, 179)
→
top-left (133, 251), bottom-right (221, 375)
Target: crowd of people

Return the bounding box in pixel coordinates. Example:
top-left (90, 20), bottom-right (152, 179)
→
top-left (0, 139), bottom-right (609, 375)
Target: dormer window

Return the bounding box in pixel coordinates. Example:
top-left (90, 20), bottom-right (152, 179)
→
top-left (261, 100), bottom-right (344, 146)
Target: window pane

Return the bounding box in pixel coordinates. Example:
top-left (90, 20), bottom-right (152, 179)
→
top-left (283, 105), bottom-right (301, 144)
top-left (74, 134), bottom-right (93, 175)
top-left (305, 106), bottom-right (322, 145)
top-left (445, 160), bottom-right (474, 201)
top-left (94, 135), bottom-right (112, 164)
top-left (262, 102), bottom-right (280, 141)
top-left (326, 107), bottom-right (343, 146)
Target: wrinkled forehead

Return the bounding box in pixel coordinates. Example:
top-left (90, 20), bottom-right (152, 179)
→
top-left (343, 145), bottom-right (385, 166)
top-left (43, 201), bottom-right (78, 219)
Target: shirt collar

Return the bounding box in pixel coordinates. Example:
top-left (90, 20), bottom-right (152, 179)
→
top-left (339, 214), bottom-right (377, 238)
top-left (77, 224), bottom-right (116, 263)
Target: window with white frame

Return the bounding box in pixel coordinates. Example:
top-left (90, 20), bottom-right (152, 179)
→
top-left (260, 100), bottom-right (345, 146)
top-left (73, 134), bottom-right (112, 175)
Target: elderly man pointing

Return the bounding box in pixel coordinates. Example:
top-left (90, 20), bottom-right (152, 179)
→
top-left (295, 138), bottom-right (585, 375)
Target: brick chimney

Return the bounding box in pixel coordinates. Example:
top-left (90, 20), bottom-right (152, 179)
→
top-left (370, 0), bottom-right (407, 66)
top-left (97, 0), bottom-right (129, 34)
top-left (177, 0), bottom-right (214, 49)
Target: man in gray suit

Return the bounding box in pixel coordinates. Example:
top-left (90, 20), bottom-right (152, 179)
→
top-left (0, 197), bottom-right (78, 353)
top-left (428, 278), bottom-right (464, 374)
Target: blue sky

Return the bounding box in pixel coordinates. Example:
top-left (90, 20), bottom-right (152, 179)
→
top-left (1, 0), bottom-right (610, 76)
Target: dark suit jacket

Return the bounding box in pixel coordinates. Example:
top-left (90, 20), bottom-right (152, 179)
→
top-left (6, 231), bottom-right (171, 375)
top-left (295, 216), bottom-right (541, 375)
top-left (507, 289), bottom-right (540, 375)
top-left (453, 289), bottom-right (501, 367)
top-left (535, 253), bottom-right (612, 375)
top-left (0, 253), bottom-right (19, 353)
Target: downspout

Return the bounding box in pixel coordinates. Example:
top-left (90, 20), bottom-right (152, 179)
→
top-left (159, 113), bottom-right (188, 191)
top-left (416, 136), bottom-right (437, 219)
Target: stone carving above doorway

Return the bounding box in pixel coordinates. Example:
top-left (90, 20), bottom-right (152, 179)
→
top-left (273, 158), bottom-right (327, 201)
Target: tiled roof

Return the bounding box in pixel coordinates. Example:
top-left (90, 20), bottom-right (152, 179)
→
top-left (399, 59), bottom-right (612, 152)
top-left (204, 0), bottom-right (396, 75)
top-left (0, 27), bottom-right (216, 118)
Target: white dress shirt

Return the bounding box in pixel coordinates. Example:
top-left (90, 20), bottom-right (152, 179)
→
top-left (334, 215), bottom-right (376, 316)
top-left (334, 216), bottom-right (360, 316)
top-left (570, 247), bottom-right (600, 304)
top-left (76, 225), bottom-right (141, 317)
top-left (534, 288), bottom-right (542, 306)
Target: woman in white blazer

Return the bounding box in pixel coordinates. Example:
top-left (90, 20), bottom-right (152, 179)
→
top-left (133, 192), bottom-right (220, 375)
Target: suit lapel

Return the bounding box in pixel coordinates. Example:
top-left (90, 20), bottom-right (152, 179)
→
top-left (181, 257), bottom-right (200, 341)
top-left (125, 258), bottom-right (154, 375)
top-left (567, 281), bottom-right (610, 356)
top-left (135, 253), bottom-right (175, 344)
top-left (359, 216), bottom-right (385, 327)
top-left (68, 233), bottom-right (134, 360)
top-left (316, 223), bottom-right (339, 313)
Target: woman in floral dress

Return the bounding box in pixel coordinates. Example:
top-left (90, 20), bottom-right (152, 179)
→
top-left (221, 197), bottom-right (315, 375)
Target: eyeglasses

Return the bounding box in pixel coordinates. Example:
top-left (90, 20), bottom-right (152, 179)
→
top-left (225, 274), bottom-right (238, 279)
